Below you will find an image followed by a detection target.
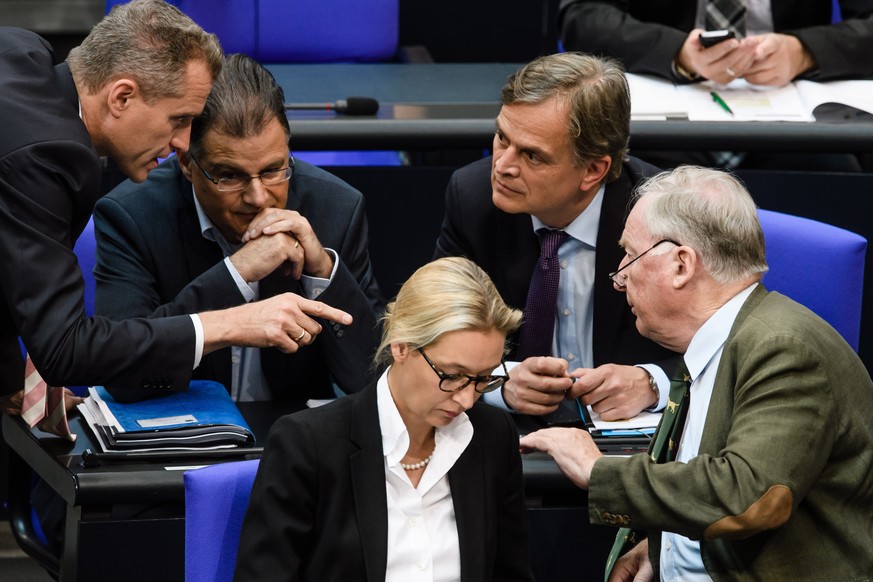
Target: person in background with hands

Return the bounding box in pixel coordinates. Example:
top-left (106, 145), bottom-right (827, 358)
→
top-left (520, 166), bottom-right (873, 580)
top-left (434, 52), bottom-right (676, 423)
top-left (235, 257), bottom-right (533, 581)
top-left (559, 0), bottom-right (873, 86)
top-left (0, 0), bottom-right (351, 420)
top-left (94, 53), bottom-right (383, 402)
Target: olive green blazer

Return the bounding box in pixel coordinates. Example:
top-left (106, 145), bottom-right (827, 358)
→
top-left (589, 286), bottom-right (873, 581)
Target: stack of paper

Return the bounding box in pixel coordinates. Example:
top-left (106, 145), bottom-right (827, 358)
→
top-left (627, 73), bottom-right (873, 122)
top-left (587, 406), bottom-right (660, 437)
top-left (78, 381), bottom-right (255, 453)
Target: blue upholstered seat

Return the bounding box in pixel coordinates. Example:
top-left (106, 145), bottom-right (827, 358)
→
top-left (106, 0), bottom-right (399, 63)
top-left (758, 208), bottom-right (866, 351)
top-left (184, 459), bottom-right (261, 582)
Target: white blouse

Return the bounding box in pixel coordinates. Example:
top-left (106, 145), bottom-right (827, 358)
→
top-left (376, 368), bottom-right (474, 582)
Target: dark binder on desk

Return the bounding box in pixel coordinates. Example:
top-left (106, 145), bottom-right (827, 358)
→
top-left (81, 381), bottom-right (255, 452)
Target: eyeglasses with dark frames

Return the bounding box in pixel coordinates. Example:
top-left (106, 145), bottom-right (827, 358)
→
top-left (608, 239), bottom-right (679, 287)
top-left (418, 348), bottom-right (509, 393)
top-left (189, 153), bottom-right (294, 192)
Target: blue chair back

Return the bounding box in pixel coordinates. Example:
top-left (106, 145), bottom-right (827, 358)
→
top-left (184, 459), bottom-right (260, 582)
top-left (106, 0), bottom-right (399, 63)
top-left (73, 216), bottom-right (97, 317)
top-left (758, 209), bottom-right (866, 350)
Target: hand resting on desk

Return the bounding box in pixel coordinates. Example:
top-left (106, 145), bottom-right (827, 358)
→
top-left (519, 426), bottom-right (602, 489)
top-left (0, 387), bottom-right (83, 416)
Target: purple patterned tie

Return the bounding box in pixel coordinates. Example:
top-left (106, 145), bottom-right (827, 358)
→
top-left (516, 230), bottom-right (568, 360)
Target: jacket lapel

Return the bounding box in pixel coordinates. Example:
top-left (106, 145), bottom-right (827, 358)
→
top-left (593, 168), bottom-right (634, 365)
top-left (349, 385), bottom-right (389, 580)
top-left (449, 439), bottom-right (486, 582)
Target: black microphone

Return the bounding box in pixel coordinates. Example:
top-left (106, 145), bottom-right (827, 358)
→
top-left (283, 96), bottom-right (379, 116)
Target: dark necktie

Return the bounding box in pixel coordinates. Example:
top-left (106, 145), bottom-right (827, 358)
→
top-left (603, 360), bottom-right (691, 580)
top-left (705, 0), bottom-right (747, 38)
top-left (515, 229), bottom-right (568, 361)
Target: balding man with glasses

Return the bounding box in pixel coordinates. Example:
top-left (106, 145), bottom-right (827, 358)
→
top-left (94, 54), bottom-right (384, 403)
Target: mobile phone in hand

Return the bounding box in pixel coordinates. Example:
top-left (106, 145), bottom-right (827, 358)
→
top-left (699, 30), bottom-right (736, 48)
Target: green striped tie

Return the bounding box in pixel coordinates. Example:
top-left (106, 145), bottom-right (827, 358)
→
top-left (603, 360), bottom-right (691, 581)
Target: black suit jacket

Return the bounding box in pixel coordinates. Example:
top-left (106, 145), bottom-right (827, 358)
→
top-left (0, 27), bottom-right (195, 396)
top-left (234, 384), bottom-right (533, 581)
top-left (434, 156), bottom-right (674, 367)
top-left (559, 0), bottom-right (873, 81)
top-left (93, 157), bottom-right (384, 401)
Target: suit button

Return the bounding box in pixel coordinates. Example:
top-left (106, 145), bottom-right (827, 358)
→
top-left (336, 329), bottom-right (344, 337)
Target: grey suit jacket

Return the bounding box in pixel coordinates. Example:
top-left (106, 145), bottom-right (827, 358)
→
top-left (233, 383), bottom-right (534, 582)
top-left (0, 27), bottom-right (195, 396)
top-left (93, 157), bottom-right (384, 401)
top-left (589, 287), bottom-right (873, 580)
top-left (559, 0), bottom-right (873, 82)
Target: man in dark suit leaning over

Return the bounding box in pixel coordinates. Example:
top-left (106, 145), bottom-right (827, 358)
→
top-left (94, 54), bottom-right (384, 402)
top-left (0, 0), bottom-right (354, 419)
top-left (434, 53), bottom-right (677, 422)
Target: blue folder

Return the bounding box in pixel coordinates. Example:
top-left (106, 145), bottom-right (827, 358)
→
top-left (91, 380), bottom-right (254, 449)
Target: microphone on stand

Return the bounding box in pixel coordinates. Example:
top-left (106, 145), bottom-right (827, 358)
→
top-left (283, 96), bottom-right (379, 116)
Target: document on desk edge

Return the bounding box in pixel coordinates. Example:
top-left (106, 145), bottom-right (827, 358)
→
top-left (628, 74), bottom-right (873, 122)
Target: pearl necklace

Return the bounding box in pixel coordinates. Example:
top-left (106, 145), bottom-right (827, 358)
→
top-left (399, 448), bottom-right (435, 471)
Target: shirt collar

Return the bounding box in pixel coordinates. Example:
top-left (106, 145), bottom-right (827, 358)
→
top-left (376, 367), bottom-right (471, 466)
top-left (530, 183), bottom-right (605, 248)
top-left (684, 283), bottom-right (758, 380)
top-left (191, 188), bottom-right (240, 256)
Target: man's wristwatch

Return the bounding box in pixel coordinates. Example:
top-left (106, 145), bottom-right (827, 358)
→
top-left (672, 59), bottom-right (701, 83)
top-left (644, 370), bottom-right (660, 404)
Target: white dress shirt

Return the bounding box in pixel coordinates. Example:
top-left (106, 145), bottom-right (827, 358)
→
top-left (659, 283), bottom-right (757, 580)
top-left (377, 368), bottom-right (473, 582)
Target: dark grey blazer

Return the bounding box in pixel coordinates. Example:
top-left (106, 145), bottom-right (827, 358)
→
top-left (0, 27), bottom-right (195, 396)
top-left (234, 383), bottom-right (534, 582)
top-left (93, 157), bottom-right (384, 401)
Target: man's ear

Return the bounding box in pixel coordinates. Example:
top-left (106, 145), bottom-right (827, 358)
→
top-left (578, 155), bottom-right (612, 191)
top-left (672, 245), bottom-right (698, 289)
top-left (177, 150), bottom-right (194, 181)
top-left (106, 78), bottom-right (139, 118)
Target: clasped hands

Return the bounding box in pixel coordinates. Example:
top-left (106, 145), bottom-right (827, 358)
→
top-left (502, 356), bottom-right (658, 420)
top-left (201, 207), bottom-right (349, 355)
top-left (231, 207), bottom-right (334, 282)
top-left (677, 28), bottom-right (816, 87)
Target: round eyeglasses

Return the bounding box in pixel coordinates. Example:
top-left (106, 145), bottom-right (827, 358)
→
top-left (189, 153), bottom-right (294, 192)
top-left (608, 239), bottom-right (679, 287)
top-left (418, 348), bottom-right (509, 393)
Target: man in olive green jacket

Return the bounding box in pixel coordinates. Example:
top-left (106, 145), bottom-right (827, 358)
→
top-left (521, 166), bottom-right (873, 581)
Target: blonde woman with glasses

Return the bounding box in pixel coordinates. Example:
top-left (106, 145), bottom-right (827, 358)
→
top-left (235, 257), bottom-right (533, 582)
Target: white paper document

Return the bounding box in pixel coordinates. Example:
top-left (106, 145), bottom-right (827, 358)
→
top-left (588, 406), bottom-right (661, 434)
top-left (627, 73), bottom-right (873, 122)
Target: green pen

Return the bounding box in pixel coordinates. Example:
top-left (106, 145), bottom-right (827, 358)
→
top-left (710, 91), bottom-right (734, 116)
